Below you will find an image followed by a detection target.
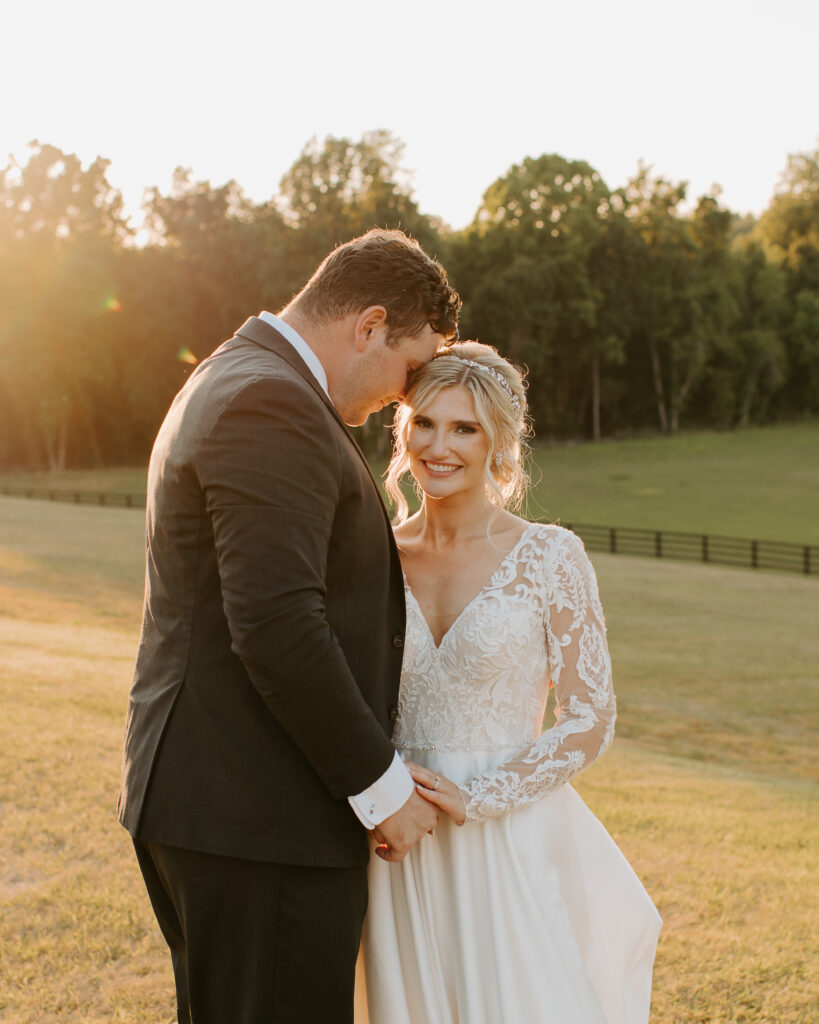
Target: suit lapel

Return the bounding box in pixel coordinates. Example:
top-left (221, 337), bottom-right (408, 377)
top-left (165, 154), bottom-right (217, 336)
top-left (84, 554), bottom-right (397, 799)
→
top-left (235, 316), bottom-right (336, 417)
top-left (233, 316), bottom-right (398, 538)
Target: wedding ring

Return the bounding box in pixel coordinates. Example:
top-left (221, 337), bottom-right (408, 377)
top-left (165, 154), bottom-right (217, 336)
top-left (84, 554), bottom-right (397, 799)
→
top-left (433, 776), bottom-right (441, 790)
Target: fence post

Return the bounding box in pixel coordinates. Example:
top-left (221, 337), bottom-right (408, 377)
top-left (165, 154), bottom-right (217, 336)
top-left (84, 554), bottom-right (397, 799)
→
top-left (654, 531), bottom-right (662, 558)
top-left (701, 535), bottom-right (709, 563)
top-left (609, 527), bottom-right (617, 554)
top-left (751, 539), bottom-right (758, 569)
top-left (99, 492), bottom-right (106, 506)
top-left (804, 547), bottom-right (811, 576)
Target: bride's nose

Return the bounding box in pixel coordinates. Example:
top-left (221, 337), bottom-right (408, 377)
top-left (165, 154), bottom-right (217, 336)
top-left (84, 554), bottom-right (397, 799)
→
top-left (427, 429), bottom-right (451, 457)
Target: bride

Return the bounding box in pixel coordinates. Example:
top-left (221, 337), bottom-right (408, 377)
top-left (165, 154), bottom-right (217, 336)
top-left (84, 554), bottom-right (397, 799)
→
top-left (356, 342), bottom-right (662, 1024)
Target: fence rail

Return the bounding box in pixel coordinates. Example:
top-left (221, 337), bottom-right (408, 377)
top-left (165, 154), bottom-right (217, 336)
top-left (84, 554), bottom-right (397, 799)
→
top-left (0, 485), bottom-right (143, 508)
top-left (2, 485), bottom-right (816, 577)
top-left (559, 521), bottom-right (817, 576)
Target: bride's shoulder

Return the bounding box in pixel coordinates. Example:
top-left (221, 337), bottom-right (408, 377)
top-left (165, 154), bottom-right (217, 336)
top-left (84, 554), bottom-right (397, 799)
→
top-left (521, 522), bottom-right (589, 563)
top-left (522, 520), bottom-right (579, 544)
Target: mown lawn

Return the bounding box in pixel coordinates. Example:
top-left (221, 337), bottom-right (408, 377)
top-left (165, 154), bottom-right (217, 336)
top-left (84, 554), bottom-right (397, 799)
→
top-left (527, 419), bottom-right (819, 544)
top-left (0, 496), bottom-right (816, 1022)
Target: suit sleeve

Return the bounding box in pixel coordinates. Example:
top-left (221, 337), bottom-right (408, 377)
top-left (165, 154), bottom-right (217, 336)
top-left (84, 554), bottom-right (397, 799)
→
top-left (198, 374), bottom-right (397, 799)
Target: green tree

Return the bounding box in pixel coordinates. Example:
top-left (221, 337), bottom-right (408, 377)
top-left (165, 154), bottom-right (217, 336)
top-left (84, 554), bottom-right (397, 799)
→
top-left (452, 154), bottom-right (612, 437)
top-left (0, 140), bottom-right (126, 242)
top-left (143, 168), bottom-right (294, 346)
top-left (728, 241), bottom-right (787, 426)
top-left (756, 148), bottom-right (819, 294)
top-left (787, 289), bottom-right (819, 414)
top-left (754, 148), bottom-right (819, 415)
top-left (278, 131), bottom-right (442, 284)
top-left (0, 142), bottom-right (128, 468)
top-left (616, 170), bottom-right (736, 434)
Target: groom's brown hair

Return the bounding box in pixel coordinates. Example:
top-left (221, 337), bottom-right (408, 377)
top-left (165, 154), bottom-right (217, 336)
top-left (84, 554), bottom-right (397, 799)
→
top-left (288, 229), bottom-right (461, 345)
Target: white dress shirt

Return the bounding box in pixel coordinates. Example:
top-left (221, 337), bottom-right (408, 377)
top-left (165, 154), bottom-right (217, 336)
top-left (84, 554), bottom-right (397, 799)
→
top-left (258, 311), bottom-right (414, 828)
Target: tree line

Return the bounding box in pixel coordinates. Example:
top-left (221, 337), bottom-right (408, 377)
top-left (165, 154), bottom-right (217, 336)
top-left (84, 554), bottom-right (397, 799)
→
top-left (1, 131), bottom-right (817, 470)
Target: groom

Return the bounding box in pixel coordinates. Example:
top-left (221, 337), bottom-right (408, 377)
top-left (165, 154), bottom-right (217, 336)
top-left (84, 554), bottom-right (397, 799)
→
top-left (118, 229), bottom-right (461, 1022)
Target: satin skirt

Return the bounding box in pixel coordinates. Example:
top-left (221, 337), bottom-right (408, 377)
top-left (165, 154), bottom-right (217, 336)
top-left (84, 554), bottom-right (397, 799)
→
top-left (356, 747), bottom-right (661, 1024)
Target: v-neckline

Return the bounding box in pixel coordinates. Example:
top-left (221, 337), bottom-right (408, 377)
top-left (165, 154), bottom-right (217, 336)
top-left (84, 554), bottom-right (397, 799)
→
top-left (402, 523), bottom-right (539, 651)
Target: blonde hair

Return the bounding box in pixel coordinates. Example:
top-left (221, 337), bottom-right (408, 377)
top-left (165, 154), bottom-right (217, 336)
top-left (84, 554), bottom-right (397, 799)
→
top-left (384, 341), bottom-right (531, 523)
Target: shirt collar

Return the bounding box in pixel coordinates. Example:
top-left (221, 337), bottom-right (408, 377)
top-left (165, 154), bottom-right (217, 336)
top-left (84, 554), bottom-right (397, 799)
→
top-left (258, 311), bottom-right (331, 401)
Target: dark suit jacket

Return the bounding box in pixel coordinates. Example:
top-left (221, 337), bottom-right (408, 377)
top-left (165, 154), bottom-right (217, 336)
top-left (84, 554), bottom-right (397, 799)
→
top-left (118, 317), bottom-right (406, 868)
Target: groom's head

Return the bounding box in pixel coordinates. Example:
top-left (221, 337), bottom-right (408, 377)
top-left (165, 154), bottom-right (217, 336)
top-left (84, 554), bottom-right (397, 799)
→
top-left (289, 229), bottom-right (460, 345)
top-left (281, 230), bottom-right (461, 425)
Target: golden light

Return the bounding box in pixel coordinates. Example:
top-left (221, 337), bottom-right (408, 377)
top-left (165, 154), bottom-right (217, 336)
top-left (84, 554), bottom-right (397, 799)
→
top-left (177, 347), bottom-right (198, 365)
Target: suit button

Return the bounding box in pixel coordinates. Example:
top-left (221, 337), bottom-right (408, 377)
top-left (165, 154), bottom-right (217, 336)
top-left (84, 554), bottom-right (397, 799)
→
top-left (389, 706), bottom-right (399, 722)
top-left (392, 634), bottom-right (404, 648)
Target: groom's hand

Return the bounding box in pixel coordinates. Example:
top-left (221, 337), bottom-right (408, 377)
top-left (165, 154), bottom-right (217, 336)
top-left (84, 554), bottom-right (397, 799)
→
top-left (372, 791), bottom-right (438, 862)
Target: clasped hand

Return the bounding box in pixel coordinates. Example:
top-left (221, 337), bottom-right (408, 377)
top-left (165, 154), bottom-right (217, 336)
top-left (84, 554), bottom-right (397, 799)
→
top-left (406, 761), bottom-right (466, 827)
top-left (369, 763), bottom-right (466, 862)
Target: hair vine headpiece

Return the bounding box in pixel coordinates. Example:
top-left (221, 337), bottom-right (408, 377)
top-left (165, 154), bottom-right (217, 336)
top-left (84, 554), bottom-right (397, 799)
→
top-left (436, 354), bottom-right (522, 415)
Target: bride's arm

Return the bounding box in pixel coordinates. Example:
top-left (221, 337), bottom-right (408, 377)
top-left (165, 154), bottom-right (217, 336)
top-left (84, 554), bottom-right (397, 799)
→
top-left (456, 530), bottom-right (616, 825)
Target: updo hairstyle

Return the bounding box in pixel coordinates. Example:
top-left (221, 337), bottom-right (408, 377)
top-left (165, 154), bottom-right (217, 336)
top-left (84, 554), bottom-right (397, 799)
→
top-left (384, 341), bottom-right (531, 523)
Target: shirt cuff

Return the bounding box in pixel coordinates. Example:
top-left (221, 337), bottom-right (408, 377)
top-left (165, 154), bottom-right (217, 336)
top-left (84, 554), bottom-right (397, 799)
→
top-left (347, 751), bottom-right (414, 829)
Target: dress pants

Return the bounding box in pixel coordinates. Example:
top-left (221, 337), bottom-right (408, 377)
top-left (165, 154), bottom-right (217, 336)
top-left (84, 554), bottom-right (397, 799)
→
top-left (134, 839), bottom-right (368, 1024)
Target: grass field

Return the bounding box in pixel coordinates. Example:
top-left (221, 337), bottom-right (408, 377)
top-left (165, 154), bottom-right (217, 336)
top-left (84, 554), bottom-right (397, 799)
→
top-left (2, 419), bottom-right (819, 543)
top-left (526, 419), bottom-right (819, 545)
top-left (0, 495), bottom-right (816, 1023)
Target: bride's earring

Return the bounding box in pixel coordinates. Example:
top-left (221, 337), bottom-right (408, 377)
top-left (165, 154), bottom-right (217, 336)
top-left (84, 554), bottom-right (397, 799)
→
top-left (493, 450), bottom-right (504, 469)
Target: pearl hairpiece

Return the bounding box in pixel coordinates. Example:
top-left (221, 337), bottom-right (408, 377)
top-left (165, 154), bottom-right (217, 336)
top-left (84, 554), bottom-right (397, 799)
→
top-left (437, 355), bottom-right (522, 415)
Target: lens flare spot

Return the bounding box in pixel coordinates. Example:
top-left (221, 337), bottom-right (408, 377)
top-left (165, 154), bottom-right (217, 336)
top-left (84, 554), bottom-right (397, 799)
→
top-left (104, 295), bottom-right (122, 312)
top-left (177, 347), bottom-right (198, 365)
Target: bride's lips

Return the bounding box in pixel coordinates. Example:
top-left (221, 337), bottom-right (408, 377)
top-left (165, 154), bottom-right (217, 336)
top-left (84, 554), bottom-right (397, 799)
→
top-left (422, 460), bottom-right (460, 476)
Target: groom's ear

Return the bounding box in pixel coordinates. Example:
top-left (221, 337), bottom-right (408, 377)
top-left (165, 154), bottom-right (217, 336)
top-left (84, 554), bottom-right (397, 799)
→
top-left (353, 306), bottom-right (388, 353)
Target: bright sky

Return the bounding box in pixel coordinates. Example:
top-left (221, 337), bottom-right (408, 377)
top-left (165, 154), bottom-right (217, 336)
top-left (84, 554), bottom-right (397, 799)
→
top-left (2, 0), bottom-right (817, 231)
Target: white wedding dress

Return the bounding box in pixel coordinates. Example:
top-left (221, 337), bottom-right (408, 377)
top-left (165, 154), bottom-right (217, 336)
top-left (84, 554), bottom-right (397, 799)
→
top-left (356, 524), bottom-right (661, 1024)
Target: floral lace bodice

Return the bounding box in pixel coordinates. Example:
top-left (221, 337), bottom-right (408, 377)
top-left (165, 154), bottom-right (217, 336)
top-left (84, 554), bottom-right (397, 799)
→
top-left (394, 524), bottom-right (616, 824)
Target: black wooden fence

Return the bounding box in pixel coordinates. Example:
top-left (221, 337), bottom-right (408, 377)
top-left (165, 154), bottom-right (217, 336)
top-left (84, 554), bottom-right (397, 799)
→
top-left (0, 485), bottom-right (143, 508)
top-left (1, 485), bottom-right (816, 577)
top-left (559, 521), bottom-right (817, 577)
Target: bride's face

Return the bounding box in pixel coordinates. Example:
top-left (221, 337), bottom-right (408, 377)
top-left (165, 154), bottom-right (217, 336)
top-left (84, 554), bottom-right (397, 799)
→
top-left (405, 385), bottom-right (491, 500)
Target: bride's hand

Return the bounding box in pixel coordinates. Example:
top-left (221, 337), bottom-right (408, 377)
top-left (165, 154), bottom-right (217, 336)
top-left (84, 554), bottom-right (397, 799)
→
top-left (405, 762), bottom-right (466, 826)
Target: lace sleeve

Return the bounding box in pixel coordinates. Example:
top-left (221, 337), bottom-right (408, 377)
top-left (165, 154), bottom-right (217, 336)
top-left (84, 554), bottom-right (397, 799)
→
top-left (459, 531), bottom-right (616, 824)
